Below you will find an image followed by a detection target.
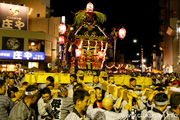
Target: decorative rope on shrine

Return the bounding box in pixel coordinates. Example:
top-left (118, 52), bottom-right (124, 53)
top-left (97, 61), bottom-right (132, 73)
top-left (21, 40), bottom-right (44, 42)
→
top-left (105, 65), bottom-right (121, 69)
top-left (94, 41), bottom-right (97, 54)
top-left (101, 42), bottom-right (108, 69)
top-left (63, 40), bottom-right (68, 63)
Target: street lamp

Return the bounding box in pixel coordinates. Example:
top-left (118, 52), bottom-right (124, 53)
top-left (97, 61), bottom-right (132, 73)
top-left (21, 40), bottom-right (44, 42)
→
top-left (111, 27), bottom-right (126, 64)
top-left (70, 27), bottom-right (74, 31)
top-left (133, 39), bottom-right (137, 43)
top-left (133, 39), bottom-right (145, 72)
top-left (136, 53), bottom-right (140, 56)
top-left (143, 58), bottom-right (146, 63)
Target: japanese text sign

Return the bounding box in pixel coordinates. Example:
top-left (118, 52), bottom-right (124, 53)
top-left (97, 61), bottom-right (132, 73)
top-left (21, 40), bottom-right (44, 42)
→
top-left (0, 50), bottom-right (45, 61)
top-left (0, 3), bottom-right (28, 30)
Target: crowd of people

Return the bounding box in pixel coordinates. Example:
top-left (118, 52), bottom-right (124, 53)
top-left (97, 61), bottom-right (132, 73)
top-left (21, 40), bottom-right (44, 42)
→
top-left (0, 71), bottom-right (180, 120)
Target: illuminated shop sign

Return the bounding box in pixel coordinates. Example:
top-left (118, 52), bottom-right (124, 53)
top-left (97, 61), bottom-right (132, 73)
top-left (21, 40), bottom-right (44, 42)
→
top-left (0, 50), bottom-right (45, 61)
top-left (0, 3), bottom-right (28, 30)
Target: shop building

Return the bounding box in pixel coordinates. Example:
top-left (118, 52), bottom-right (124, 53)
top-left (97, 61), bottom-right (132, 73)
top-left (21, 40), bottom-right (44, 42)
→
top-left (0, 0), bottom-right (60, 72)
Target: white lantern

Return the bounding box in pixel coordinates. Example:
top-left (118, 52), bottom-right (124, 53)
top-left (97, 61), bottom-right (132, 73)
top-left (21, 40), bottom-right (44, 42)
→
top-left (76, 49), bottom-right (82, 58)
top-left (98, 51), bottom-right (105, 59)
top-left (86, 2), bottom-right (94, 13)
top-left (58, 23), bottom-right (66, 35)
top-left (118, 28), bottom-right (126, 39)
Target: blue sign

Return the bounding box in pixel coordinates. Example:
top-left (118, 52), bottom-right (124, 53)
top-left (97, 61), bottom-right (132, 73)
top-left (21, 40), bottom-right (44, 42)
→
top-left (0, 50), bottom-right (45, 61)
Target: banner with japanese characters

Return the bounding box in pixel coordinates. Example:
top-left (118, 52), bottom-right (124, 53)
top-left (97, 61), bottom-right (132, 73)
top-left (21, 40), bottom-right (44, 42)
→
top-left (2, 37), bottom-right (24, 50)
top-left (0, 3), bottom-right (28, 30)
top-left (0, 50), bottom-right (45, 61)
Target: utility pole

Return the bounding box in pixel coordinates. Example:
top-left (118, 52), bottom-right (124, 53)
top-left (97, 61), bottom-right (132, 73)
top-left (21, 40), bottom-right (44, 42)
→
top-left (152, 45), bottom-right (156, 70)
top-left (141, 45), bottom-right (145, 72)
top-left (57, 16), bottom-right (66, 73)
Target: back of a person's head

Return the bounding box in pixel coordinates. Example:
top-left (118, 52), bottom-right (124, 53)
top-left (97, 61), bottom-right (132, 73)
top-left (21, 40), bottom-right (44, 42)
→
top-left (0, 80), bottom-right (5, 88)
top-left (73, 83), bottom-right (83, 91)
top-left (151, 73), bottom-right (155, 76)
top-left (46, 83), bottom-right (54, 88)
top-left (130, 78), bottom-right (136, 82)
top-left (141, 73), bottom-right (146, 77)
top-left (108, 75), bottom-right (114, 79)
top-left (170, 92), bottom-right (180, 109)
top-left (8, 87), bottom-right (18, 93)
top-left (102, 97), bottom-right (113, 110)
top-left (25, 85), bottom-right (39, 98)
top-left (7, 87), bottom-right (18, 98)
top-left (70, 74), bottom-right (77, 80)
top-left (42, 87), bottom-right (51, 95)
top-left (154, 93), bottom-right (168, 106)
top-left (46, 76), bottom-right (54, 83)
top-left (93, 75), bottom-right (99, 78)
top-left (152, 78), bottom-right (156, 82)
top-left (127, 88), bottom-right (134, 91)
top-left (155, 86), bottom-right (165, 92)
top-left (3, 76), bottom-right (9, 81)
top-left (73, 90), bottom-right (90, 104)
top-left (26, 85), bottom-right (38, 92)
top-left (58, 85), bottom-right (67, 90)
top-left (131, 73), bottom-right (136, 77)
top-left (155, 83), bottom-right (162, 87)
top-left (8, 72), bottom-right (14, 75)
top-left (24, 85), bottom-right (40, 104)
top-left (136, 85), bottom-right (141, 88)
top-left (122, 85), bottom-right (129, 89)
top-left (94, 87), bottom-right (102, 91)
top-left (22, 82), bottom-right (29, 86)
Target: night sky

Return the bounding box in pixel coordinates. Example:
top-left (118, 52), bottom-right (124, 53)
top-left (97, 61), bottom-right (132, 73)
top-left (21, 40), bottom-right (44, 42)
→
top-left (51, 0), bottom-right (160, 66)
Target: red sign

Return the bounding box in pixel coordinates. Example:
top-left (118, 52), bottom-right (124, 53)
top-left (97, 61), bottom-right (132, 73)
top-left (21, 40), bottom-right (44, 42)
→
top-left (59, 36), bottom-right (65, 44)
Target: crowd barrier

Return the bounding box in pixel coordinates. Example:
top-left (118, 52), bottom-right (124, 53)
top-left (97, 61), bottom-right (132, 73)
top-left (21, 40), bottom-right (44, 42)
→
top-left (24, 73), bottom-right (152, 86)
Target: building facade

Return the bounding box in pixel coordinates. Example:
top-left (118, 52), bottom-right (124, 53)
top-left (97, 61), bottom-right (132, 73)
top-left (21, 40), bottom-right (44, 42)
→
top-left (159, 0), bottom-right (180, 73)
top-left (0, 0), bottom-right (60, 72)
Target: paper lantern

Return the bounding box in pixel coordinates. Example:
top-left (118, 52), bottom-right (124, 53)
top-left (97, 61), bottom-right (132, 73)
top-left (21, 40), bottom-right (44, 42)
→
top-left (86, 2), bottom-right (94, 13)
top-left (118, 28), bottom-right (126, 39)
top-left (76, 49), bottom-right (82, 58)
top-left (59, 36), bottom-right (65, 44)
top-left (98, 51), bottom-right (105, 59)
top-left (58, 23), bottom-right (66, 35)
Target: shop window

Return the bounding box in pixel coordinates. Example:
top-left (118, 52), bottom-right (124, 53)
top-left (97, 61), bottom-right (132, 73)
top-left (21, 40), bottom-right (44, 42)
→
top-left (28, 62), bottom-right (39, 68)
top-left (28, 40), bottom-right (44, 52)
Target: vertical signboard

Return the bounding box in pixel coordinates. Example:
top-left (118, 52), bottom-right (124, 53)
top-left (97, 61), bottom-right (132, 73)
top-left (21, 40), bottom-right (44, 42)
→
top-left (0, 3), bottom-right (28, 30)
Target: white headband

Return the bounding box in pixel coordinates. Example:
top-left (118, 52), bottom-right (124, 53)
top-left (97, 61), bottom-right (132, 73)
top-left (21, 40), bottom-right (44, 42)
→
top-left (58, 88), bottom-right (67, 93)
top-left (25, 90), bottom-right (38, 96)
top-left (134, 91), bottom-right (143, 95)
top-left (58, 85), bottom-right (68, 93)
top-left (155, 100), bottom-right (169, 106)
